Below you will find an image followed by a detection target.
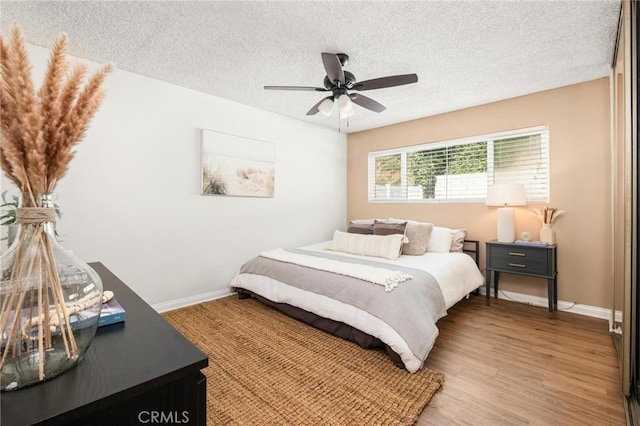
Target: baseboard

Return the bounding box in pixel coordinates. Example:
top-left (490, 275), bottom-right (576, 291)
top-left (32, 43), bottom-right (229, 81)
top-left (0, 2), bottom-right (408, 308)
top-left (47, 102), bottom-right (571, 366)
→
top-left (152, 288), bottom-right (233, 313)
top-left (478, 286), bottom-right (617, 322)
top-left (155, 286), bottom-right (618, 325)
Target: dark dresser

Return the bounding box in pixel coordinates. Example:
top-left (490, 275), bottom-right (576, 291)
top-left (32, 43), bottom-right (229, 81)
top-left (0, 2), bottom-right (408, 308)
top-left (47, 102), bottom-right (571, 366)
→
top-left (0, 262), bottom-right (208, 425)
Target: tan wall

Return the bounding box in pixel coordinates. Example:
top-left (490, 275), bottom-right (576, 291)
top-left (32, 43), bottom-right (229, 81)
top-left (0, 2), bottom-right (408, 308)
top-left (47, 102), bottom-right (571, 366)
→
top-left (347, 78), bottom-right (611, 308)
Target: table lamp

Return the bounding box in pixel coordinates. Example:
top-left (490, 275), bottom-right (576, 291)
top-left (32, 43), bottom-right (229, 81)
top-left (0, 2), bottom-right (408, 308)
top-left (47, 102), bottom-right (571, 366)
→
top-left (486, 184), bottom-right (527, 243)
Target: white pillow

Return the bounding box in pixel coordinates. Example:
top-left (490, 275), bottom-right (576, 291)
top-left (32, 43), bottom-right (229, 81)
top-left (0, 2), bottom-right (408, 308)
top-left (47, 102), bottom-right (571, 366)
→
top-left (427, 227), bottom-right (454, 253)
top-left (328, 230), bottom-right (405, 260)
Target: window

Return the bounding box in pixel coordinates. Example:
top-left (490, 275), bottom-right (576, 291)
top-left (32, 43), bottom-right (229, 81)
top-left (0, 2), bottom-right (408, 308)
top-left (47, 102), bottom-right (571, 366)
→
top-left (368, 126), bottom-right (549, 202)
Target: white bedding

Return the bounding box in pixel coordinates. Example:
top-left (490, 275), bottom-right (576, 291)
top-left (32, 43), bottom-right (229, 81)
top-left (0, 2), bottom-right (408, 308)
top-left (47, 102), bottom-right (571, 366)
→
top-left (302, 241), bottom-right (483, 309)
top-left (229, 241), bottom-right (484, 372)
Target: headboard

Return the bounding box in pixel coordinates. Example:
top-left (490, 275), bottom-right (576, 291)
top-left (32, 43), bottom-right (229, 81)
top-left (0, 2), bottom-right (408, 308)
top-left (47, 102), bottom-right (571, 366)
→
top-left (462, 239), bottom-right (480, 268)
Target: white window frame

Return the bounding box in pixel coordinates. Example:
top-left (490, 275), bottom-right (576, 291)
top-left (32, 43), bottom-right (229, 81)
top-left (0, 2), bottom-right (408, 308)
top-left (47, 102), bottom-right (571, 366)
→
top-left (368, 125), bottom-right (550, 203)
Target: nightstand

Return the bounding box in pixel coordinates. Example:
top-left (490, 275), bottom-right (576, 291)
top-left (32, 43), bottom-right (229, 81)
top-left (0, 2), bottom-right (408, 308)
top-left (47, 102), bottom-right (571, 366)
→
top-left (485, 240), bottom-right (558, 313)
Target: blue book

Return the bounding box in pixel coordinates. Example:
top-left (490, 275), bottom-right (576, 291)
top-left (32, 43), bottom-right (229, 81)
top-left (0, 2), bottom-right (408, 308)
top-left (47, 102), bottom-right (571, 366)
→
top-left (99, 298), bottom-right (126, 327)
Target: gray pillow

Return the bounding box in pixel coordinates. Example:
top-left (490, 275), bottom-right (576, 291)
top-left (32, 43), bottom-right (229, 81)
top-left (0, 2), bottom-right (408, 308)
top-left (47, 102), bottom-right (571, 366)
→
top-left (347, 221), bottom-right (374, 235)
top-left (373, 220), bottom-right (407, 236)
top-left (402, 222), bottom-right (434, 255)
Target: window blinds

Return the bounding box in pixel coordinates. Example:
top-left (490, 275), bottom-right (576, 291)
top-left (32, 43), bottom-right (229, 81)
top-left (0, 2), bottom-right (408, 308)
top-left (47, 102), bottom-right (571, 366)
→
top-left (368, 126), bottom-right (549, 202)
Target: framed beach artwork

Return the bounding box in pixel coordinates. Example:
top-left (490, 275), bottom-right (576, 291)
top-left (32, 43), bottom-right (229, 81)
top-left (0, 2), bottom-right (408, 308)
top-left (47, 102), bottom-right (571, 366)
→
top-left (201, 129), bottom-right (275, 197)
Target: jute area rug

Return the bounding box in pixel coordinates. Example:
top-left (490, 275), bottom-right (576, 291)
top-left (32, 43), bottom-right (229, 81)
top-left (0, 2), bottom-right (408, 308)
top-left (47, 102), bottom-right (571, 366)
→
top-left (163, 296), bottom-right (444, 425)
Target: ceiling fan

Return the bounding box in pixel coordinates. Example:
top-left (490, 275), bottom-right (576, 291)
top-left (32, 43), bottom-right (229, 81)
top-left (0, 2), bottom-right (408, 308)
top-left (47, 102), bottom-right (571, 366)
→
top-left (264, 53), bottom-right (418, 118)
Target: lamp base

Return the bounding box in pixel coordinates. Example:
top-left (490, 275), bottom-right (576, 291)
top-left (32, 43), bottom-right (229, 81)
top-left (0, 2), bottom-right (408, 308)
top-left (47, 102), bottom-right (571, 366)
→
top-left (496, 207), bottom-right (515, 243)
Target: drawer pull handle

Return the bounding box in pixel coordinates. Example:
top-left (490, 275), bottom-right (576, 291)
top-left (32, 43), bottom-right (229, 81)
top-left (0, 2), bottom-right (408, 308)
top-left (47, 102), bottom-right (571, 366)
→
top-left (508, 252), bottom-right (526, 257)
top-left (509, 263), bottom-right (526, 268)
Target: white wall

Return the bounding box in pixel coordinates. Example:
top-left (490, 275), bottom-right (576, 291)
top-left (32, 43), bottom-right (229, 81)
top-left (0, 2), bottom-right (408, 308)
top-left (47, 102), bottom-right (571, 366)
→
top-left (3, 44), bottom-right (347, 308)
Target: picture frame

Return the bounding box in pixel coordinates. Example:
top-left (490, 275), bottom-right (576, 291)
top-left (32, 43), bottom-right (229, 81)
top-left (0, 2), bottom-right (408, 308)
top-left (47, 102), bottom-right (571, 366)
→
top-left (201, 129), bottom-right (275, 198)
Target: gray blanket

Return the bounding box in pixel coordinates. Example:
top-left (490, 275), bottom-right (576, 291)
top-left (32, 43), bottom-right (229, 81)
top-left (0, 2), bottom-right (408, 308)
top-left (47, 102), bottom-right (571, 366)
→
top-left (238, 248), bottom-right (447, 361)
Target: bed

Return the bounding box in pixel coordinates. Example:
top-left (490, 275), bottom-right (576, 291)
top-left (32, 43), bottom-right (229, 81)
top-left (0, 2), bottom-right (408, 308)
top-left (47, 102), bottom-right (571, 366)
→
top-left (229, 222), bottom-right (485, 373)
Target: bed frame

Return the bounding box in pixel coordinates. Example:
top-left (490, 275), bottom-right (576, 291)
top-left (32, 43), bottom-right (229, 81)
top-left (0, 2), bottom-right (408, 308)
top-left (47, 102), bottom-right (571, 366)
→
top-left (235, 239), bottom-right (482, 369)
top-left (462, 239), bottom-right (480, 267)
top-left (236, 289), bottom-right (406, 367)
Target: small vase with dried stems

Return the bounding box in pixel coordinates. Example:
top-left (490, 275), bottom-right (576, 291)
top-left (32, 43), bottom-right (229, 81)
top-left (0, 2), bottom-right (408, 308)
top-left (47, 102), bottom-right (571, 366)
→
top-left (532, 206), bottom-right (564, 245)
top-left (0, 24), bottom-right (112, 390)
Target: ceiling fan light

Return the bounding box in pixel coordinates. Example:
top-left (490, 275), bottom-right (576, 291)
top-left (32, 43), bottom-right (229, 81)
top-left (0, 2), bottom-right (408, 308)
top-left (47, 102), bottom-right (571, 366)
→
top-left (337, 94), bottom-right (353, 114)
top-left (318, 98), bottom-right (334, 116)
top-left (337, 94), bottom-right (351, 109)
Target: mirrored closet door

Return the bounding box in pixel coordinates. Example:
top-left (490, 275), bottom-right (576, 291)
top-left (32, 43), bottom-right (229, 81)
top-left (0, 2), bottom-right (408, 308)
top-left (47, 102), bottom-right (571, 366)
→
top-left (612, 1), bottom-right (639, 422)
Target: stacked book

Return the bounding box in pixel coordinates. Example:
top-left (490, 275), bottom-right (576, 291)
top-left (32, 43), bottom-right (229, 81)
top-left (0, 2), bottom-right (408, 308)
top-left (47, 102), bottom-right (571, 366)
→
top-left (514, 240), bottom-right (548, 247)
top-left (99, 298), bottom-right (126, 327)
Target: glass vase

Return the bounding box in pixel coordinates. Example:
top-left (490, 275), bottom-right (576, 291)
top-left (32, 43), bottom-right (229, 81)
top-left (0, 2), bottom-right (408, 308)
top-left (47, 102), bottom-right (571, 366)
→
top-left (0, 193), bottom-right (103, 391)
top-left (539, 223), bottom-right (555, 245)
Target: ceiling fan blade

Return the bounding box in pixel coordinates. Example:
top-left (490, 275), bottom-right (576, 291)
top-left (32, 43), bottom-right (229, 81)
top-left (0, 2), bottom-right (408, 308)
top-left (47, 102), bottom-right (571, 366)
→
top-left (321, 53), bottom-right (345, 86)
top-left (306, 96), bottom-right (333, 116)
top-left (264, 85), bottom-right (328, 91)
top-left (352, 74), bottom-right (418, 91)
top-left (349, 93), bottom-right (386, 113)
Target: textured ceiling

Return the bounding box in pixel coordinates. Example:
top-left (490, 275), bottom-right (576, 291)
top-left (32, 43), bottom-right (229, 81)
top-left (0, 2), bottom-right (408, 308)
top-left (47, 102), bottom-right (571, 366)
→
top-left (1, 1), bottom-right (621, 133)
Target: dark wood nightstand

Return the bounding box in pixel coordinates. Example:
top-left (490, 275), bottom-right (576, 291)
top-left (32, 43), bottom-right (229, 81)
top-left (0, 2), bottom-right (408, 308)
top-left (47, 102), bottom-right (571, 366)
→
top-left (485, 240), bottom-right (558, 313)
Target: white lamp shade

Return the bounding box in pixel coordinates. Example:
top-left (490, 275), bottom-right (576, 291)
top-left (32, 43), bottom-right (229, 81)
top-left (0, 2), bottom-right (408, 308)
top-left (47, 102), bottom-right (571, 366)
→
top-left (318, 98), bottom-right (334, 116)
top-left (337, 94), bottom-right (353, 117)
top-left (486, 184), bottom-right (527, 206)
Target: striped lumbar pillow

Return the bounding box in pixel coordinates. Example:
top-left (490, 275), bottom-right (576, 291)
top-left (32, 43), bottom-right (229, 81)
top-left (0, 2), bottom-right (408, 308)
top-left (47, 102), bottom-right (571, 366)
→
top-left (328, 230), bottom-right (406, 260)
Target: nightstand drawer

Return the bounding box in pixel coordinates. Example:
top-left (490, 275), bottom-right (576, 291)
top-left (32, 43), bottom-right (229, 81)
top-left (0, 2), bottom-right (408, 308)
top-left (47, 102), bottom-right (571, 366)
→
top-left (488, 245), bottom-right (547, 261)
top-left (489, 257), bottom-right (549, 275)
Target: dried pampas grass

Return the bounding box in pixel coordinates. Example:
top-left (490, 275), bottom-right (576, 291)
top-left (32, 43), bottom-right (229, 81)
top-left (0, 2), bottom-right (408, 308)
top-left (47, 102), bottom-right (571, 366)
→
top-left (0, 23), bottom-right (112, 196)
top-left (0, 23), bottom-right (112, 384)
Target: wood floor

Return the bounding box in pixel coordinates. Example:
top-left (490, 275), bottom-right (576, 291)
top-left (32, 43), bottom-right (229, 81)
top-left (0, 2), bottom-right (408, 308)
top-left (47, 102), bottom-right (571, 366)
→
top-left (417, 296), bottom-right (626, 425)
